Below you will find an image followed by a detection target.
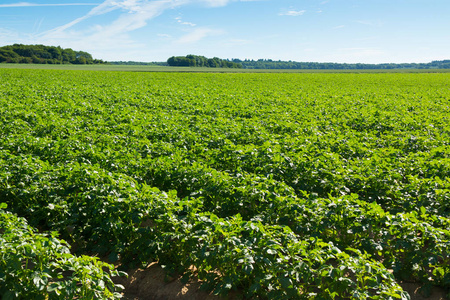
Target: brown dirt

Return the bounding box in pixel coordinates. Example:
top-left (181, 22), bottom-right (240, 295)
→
top-left (115, 263), bottom-right (448, 300)
top-left (400, 283), bottom-right (448, 300)
top-left (114, 262), bottom-right (238, 300)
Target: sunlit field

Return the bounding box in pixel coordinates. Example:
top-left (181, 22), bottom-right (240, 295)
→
top-left (1, 68), bottom-right (449, 299)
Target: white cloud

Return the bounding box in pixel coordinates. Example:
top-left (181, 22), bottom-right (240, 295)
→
top-left (180, 21), bottom-right (196, 26)
top-left (39, 0), bottom-right (123, 36)
top-left (40, 0), bottom-right (190, 39)
top-left (198, 0), bottom-right (263, 7)
top-left (176, 16), bottom-right (196, 26)
top-left (32, 17), bottom-right (45, 34)
top-left (0, 2), bottom-right (99, 7)
top-left (24, 0), bottom-right (188, 60)
top-left (200, 0), bottom-right (230, 6)
top-left (0, 28), bottom-right (19, 44)
top-left (7, 0), bottom-right (257, 60)
top-left (110, 0), bottom-right (142, 12)
top-left (176, 27), bottom-right (223, 44)
top-left (39, 0), bottom-right (263, 38)
top-left (279, 10), bottom-right (305, 16)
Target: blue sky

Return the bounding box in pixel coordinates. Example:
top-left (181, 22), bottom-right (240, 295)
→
top-left (0, 0), bottom-right (449, 63)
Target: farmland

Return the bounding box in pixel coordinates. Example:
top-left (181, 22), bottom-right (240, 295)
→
top-left (0, 69), bottom-right (449, 299)
top-left (2, 63), bottom-right (450, 73)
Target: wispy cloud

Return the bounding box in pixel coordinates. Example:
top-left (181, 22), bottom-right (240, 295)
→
top-left (333, 25), bottom-right (345, 29)
top-left (39, 0), bottom-right (123, 36)
top-left (279, 10), bottom-right (305, 17)
top-left (32, 17), bottom-right (45, 34)
top-left (194, 0), bottom-right (263, 8)
top-left (39, 0), bottom-right (263, 38)
top-left (0, 2), bottom-right (99, 7)
top-left (11, 0), bottom-right (259, 60)
top-left (40, 0), bottom-right (187, 38)
top-left (0, 28), bottom-right (18, 39)
top-left (176, 27), bottom-right (223, 44)
top-left (175, 16), bottom-right (196, 27)
top-left (201, 0), bottom-right (230, 6)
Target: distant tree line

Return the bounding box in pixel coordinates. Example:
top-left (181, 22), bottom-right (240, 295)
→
top-left (0, 44), bottom-right (105, 64)
top-left (232, 59), bottom-right (450, 70)
top-left (167, 55), bottom-right (242, 68)
top-left (164, 56), bottom-right (450, 69)
top-left (109, 61), bottom-right (158, 65)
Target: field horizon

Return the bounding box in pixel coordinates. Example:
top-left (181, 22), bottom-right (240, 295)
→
top-left (2, 63), bottom-right (450, 73)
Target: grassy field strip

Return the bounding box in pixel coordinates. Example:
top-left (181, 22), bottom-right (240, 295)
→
top-left (1, 63), bottom-right (450, 73)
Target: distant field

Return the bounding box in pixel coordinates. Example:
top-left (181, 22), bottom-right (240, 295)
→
top-left (1, 63), bottom-right (450, 73)
top-left (1, 69), bottom-right (449, 299)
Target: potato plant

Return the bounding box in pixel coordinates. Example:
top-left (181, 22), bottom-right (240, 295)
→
top-left (0, 203), bottom-right (125, 299)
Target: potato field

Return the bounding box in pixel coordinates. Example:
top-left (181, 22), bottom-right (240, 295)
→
top-left (0, 69), bottom-right (449, 299)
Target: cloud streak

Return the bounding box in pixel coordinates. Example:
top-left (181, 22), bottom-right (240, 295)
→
top-left (176, 27), bottom-right (223, 43)
top-left (175, 16), bottom-right (196, 27)
top-left (279, 10), bottom-right (305, 16)
top-left (40, 0), bottom-right (193, 38)
top-left (0, 2), bottom-right (99, 7)
top-left (15, 0), bottom-right (261, 61)
top-left (39, 0), bottom-right (262, 39)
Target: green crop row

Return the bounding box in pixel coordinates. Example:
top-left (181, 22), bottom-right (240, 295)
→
top-left (0, 203), bottom-right (124, 299)
top-left (0, 153), bottom-right (409, 299)
top-left (0, 149), bottom-right (447, 296)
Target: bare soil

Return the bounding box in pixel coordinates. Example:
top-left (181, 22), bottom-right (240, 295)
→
top-left (115, 263), bottom-right (448, 300)
top-left (400, 283), bottom-right (448, 300)
top-left (115, 262), bottom-right (236, 300)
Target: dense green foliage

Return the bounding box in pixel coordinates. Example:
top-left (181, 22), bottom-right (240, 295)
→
top-left (235, 59), bottom-right (450, 70)
top-left (0, 203), bottom-right (124, 299)
top-left (0, 44), bottom-right (105, 64)
top-left (167, 55), bottom-right (242, 68)
top-left (1, 69), bottom-right (449, 299)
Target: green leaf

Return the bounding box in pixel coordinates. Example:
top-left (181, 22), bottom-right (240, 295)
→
top-left (420, 206), bottom-right (426, 216)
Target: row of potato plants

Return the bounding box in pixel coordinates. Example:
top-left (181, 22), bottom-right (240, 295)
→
top-left (0, 152), bottom-right (408, 299)
top-left (1, 69), bottom-right (449, 298)
top-left (0, 203), bottom-right (124, 299)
